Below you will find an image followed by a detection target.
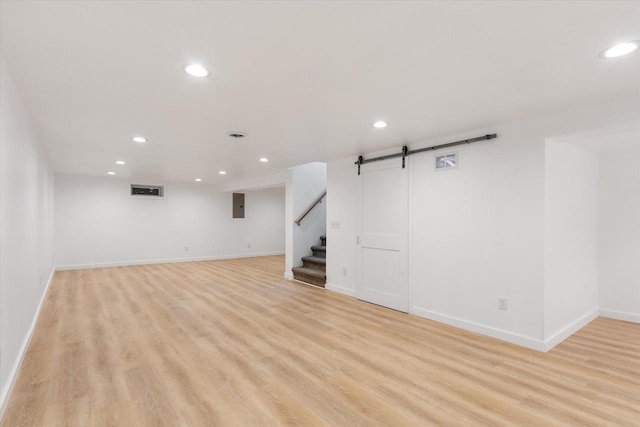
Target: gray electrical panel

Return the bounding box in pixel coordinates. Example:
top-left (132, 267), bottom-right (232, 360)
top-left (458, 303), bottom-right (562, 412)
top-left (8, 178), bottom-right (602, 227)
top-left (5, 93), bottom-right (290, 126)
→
top-left (233, 193), bottom-right (245, 218)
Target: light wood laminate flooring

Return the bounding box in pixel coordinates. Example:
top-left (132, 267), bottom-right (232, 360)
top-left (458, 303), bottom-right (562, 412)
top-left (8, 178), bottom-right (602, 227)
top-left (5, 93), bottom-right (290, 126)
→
top-left (2, 256), bottom-right (639, 426)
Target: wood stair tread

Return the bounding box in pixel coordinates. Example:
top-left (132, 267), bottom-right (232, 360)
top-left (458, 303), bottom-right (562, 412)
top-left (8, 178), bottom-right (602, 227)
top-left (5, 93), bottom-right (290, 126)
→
top-left (301, 256), bottom-right (326, 265)
top-left (293, 235), bottom-right (327, 287)
top-left (292, 267), bottom-right (326, 278)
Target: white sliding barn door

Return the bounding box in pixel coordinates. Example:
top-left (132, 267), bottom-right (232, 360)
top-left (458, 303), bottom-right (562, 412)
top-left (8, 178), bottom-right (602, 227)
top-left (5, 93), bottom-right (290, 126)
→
top-left (356, 158), bottom-right (409, 312)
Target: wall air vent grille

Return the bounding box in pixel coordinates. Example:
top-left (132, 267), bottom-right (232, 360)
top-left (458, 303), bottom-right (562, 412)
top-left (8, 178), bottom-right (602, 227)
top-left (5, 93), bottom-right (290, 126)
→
top-left (228, 132), bottom-right (246, 139)
top-left (131, 184), bottom-right (165, 197)
top-left (435, 153), bottom-right (458, 170)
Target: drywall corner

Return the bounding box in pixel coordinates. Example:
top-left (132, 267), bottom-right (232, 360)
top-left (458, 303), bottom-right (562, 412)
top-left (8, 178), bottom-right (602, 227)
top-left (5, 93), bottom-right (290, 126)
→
top-left (0, 268), bottom-right (55, 421)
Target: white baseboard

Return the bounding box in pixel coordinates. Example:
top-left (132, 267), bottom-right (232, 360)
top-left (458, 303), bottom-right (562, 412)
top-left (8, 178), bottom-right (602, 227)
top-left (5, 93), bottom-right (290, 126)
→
top-left (326, 283), bottom-right (356, 297)
top-left (411, 307), bottom-right (546, 352)
top-left (283, 271), bottom-right (293, 280)
top-left (543, 308), bottom-right (599, 352)
top-left (412, 306), bottom-right (601, 352)
top-left (56, 251), bottom-right (285, 270)
top-left (0, 267), bottom-right (55, 421)
top-left (600, 309), bottom-right (640, 324)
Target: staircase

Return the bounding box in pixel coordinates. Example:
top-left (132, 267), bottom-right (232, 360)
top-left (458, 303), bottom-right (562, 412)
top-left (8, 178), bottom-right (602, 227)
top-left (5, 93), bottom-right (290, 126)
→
top-left (292, 236), bottom-right (326, 287)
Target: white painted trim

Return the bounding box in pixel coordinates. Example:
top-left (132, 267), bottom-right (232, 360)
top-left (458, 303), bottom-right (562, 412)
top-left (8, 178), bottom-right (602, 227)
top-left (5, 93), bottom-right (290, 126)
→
top-left (56, 251), bottom-right (285, 271)
top-left (326, 283), bottom-right (356, 297)
top-left (283, 271), bottom-right (293, 280)
top-left (600, 309), bottom-right (640, 324)
top-left (0, 268), bottom-right (55, 421)
top-left (407, 155), bottom-right (416, 318)
top-left (543, 308), bottom-right (599, 352)
top-left (412, 306), bottom-right (601, 352)
top-left (411, 306), bottom-right (546, 352)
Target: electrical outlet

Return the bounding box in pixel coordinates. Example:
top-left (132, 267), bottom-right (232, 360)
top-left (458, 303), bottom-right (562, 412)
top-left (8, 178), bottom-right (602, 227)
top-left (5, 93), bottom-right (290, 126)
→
top-left (342, 268), bottom-right (347, 276)
top-left (247, 243), bottom-right (251, 248)
top-left (498, 297), bottom-right (508, 311)
top-left (185, 246), bottom-right (189, 252)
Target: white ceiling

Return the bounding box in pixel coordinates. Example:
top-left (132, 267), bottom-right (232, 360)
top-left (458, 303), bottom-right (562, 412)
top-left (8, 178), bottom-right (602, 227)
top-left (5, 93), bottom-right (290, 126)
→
top-left (1, 1), bottom-right (639, 185)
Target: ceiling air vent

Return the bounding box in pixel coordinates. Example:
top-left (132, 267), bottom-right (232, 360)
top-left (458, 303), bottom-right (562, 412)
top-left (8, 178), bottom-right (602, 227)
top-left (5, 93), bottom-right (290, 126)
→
top-left (228, 131), bottom-right (246, 139)
top-left (131, 184), bottom-right (165, 197)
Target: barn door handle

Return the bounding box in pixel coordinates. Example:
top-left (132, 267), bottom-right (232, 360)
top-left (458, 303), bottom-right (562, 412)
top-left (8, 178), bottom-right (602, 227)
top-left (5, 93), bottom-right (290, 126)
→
top-left (357, 236), bottom-right (360, 244)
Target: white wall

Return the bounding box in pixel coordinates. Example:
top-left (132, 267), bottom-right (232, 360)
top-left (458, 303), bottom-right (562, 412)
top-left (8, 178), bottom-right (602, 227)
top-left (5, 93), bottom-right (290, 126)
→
top-left (411, 122), bottom-right (546, 344)
top-left (598, 150), bottom-right (640, 322)
top-left (326, 157), bottom-right (357, 295)
top-left (328, 121), bottom-right (547, 345)
top-left (284, 162), bottom-right (326, 277)
top-left (0, 54), bottom-right (55, 412)
top-left (544, 140), bottom-right (599, 342)
top-left (55, 174), bottom-right (285, 268)
top-left (326, 98), bottom-right (638, 351)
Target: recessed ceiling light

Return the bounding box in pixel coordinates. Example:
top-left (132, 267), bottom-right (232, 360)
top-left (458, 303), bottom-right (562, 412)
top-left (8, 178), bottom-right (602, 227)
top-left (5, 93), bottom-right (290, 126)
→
top-left (132, 136), bottom-right (147, 143)
top-left (259, 157), bottom-right (269, 163)
top-left (107, 171), bottom-right (116, 175)
top-left (219, 170), bottom-right (227, 175)
top-left (600, 41), bottom-right (639, 58)
top-left (184, 64), bottom-right (210, 77)
top-left (372, 121), bottom-right (388, 128)
top-left (115, 160), bottom-right (126, 165)
top-left (195, 178), bottom-right (202, 182)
